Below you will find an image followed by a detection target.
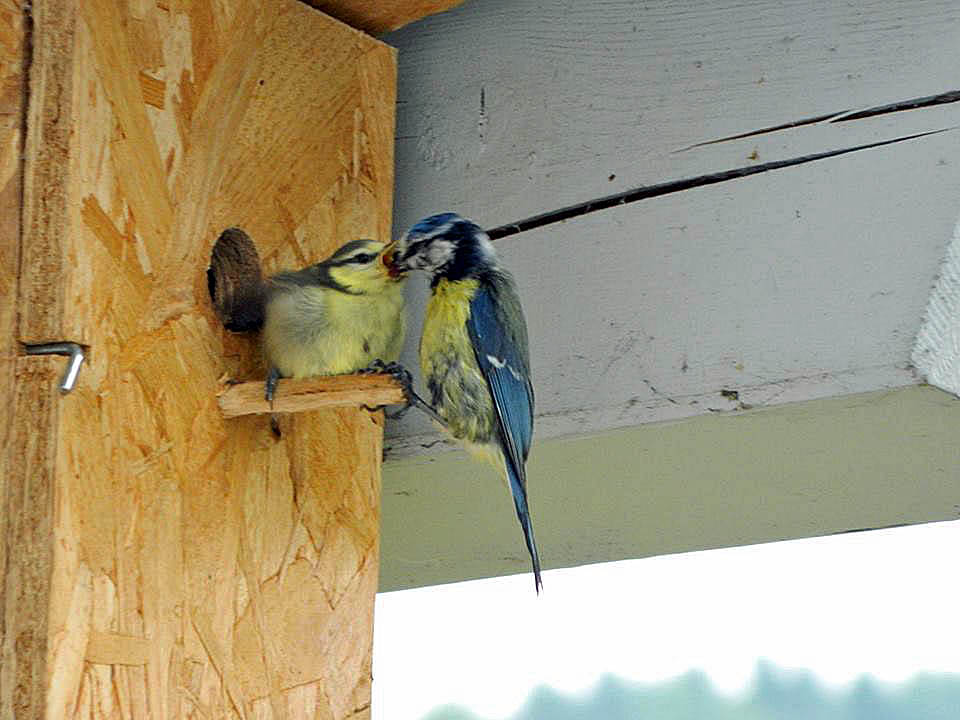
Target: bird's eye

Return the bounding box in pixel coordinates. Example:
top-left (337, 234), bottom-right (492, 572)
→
top-left (351, 253), bottom-right (376, 264)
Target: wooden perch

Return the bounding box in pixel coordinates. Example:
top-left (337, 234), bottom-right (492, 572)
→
top-left (218, 373), bottom-right (406, 417)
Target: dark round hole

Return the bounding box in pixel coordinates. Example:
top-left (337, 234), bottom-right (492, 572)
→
top-left (208, 228), bottom-right (266, 332)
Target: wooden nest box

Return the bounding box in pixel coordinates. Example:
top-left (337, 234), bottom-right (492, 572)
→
top-left (1, 1), bottom-right (460, 718)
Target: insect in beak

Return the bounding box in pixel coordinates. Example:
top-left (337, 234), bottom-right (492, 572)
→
top-left (383, 242), bottom-right (404, 279)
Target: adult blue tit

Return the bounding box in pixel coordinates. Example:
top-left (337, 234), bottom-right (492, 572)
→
top-left (390, 212), bottom-right (542, 592)
top-left (263, 238), bottom-right (407, 402)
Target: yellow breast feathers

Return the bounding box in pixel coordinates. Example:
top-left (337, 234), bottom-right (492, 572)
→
top-left (420, 278), bottom-right (479, 371)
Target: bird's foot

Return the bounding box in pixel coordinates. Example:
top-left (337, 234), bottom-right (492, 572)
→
top-left (389, 364), bottom-right (446, 426)
top-left (265, 366), bottom-right (283, 438)
top-left (359, 360), bottom-right (444, 424)
top-left (363, 402), bottom-right (412, 420)
top-left (361, 360), bottom-right (412, 417)
top-left (359, 359), bottom-right (406, 377)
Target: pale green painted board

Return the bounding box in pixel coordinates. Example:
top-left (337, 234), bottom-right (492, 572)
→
top-left (380, 385), bottom-right (960, 592)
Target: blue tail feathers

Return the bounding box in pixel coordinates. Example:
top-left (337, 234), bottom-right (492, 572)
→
top-left (506, 462), bottom-right (543, 593)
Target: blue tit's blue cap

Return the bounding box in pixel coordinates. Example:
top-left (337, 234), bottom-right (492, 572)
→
top-left (406, 212), bottom-right (465, 238)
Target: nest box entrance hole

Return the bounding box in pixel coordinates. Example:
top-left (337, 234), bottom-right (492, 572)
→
top-left (208, 228), bottom-right (265, 332)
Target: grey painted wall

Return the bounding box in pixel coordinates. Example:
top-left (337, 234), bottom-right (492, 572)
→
top-left (383, 0), bottom-right (960, 457)
top-left (375, 2), bottom-right (960, 589)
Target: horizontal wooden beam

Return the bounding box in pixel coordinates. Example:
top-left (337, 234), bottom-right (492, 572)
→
top-left (218, 374), bottom-right (406, 417)
top-left (303, 0), bottom-right (463, 35)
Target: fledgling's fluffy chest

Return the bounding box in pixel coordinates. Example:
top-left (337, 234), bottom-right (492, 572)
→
top-left (264, 281), bottom-right (405, 377)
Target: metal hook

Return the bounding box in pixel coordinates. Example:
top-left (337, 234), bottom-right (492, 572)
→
top-left (23, 342), bottom-right (86, 393)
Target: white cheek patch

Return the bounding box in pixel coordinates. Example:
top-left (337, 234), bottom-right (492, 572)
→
top-left (426, 241), bottom-right (454, 268)
top-left (475, 234), bottom-right (496, 264)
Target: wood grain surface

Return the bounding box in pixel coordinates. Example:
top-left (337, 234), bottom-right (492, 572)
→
top-left (4, 1), bottom-right (396, 717)
top-left (305, 0), bottom-right (463, 35)
top-left (0, 0), bottom-right (39, 715)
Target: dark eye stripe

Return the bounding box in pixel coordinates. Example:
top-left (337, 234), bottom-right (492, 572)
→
top-left (350, 252), bottom-right (376, 264)
top-left (403, 240), bottom-right (426, 259)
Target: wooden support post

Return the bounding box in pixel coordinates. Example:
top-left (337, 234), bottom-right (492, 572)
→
top-left (1, 1), bottom-right (36, 714)
top-left (0, 1), bottom-right (411, 717)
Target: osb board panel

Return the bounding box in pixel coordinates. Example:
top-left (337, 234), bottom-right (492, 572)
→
top-left (11, 0), bottom-right (396, 718)
top-left (0, 0), bottom-right (28, 714)
top-left (1, 358), bottom-right (61, 718)
top-left (304, 0), bottom-right (463, 35)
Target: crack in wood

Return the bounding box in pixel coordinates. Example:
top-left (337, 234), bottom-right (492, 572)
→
top-left (486, 127), bottom-right (956, 241)
top-left (832, 89), bottom-right (960, 123)
top-left (677, 88), bottom-right (960, 151)
top-left (676, 110), bottom-right (846, 152)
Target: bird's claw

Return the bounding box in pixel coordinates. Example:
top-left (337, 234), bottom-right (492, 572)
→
top-left (360, 359), bottom-right (410, 382)
top-left (374, 362), bottom-right (446, 426)
top-left (361, 403), bottom-right (409, 421)
top-left (362, 359), bottom-right (414, 397)
top-left (265, 366), bottom-right (283, 438)
top-left (386, 364), bottom-right (415, 392)
top-left (358, 358), bottom-right (391, 375)
top-left (359, 360), bottom-right (416, 418)
top-left (379, 362), bottom-right (417, 408)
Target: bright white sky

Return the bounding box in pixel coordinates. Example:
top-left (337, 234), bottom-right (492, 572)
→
top-left (373, 519), bottom-right (960, 720)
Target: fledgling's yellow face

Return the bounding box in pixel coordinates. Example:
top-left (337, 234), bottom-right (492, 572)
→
top-left (325, 239), bottom-right (407, 294)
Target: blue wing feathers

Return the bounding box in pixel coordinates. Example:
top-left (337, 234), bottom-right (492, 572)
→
top-left (467, 278), bottom-right (542, 591)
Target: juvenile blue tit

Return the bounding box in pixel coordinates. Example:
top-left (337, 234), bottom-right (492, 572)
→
top-left (390, 213), bottom-right (542, 592)
top-left (263, 239), bottom-right (406, 402)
